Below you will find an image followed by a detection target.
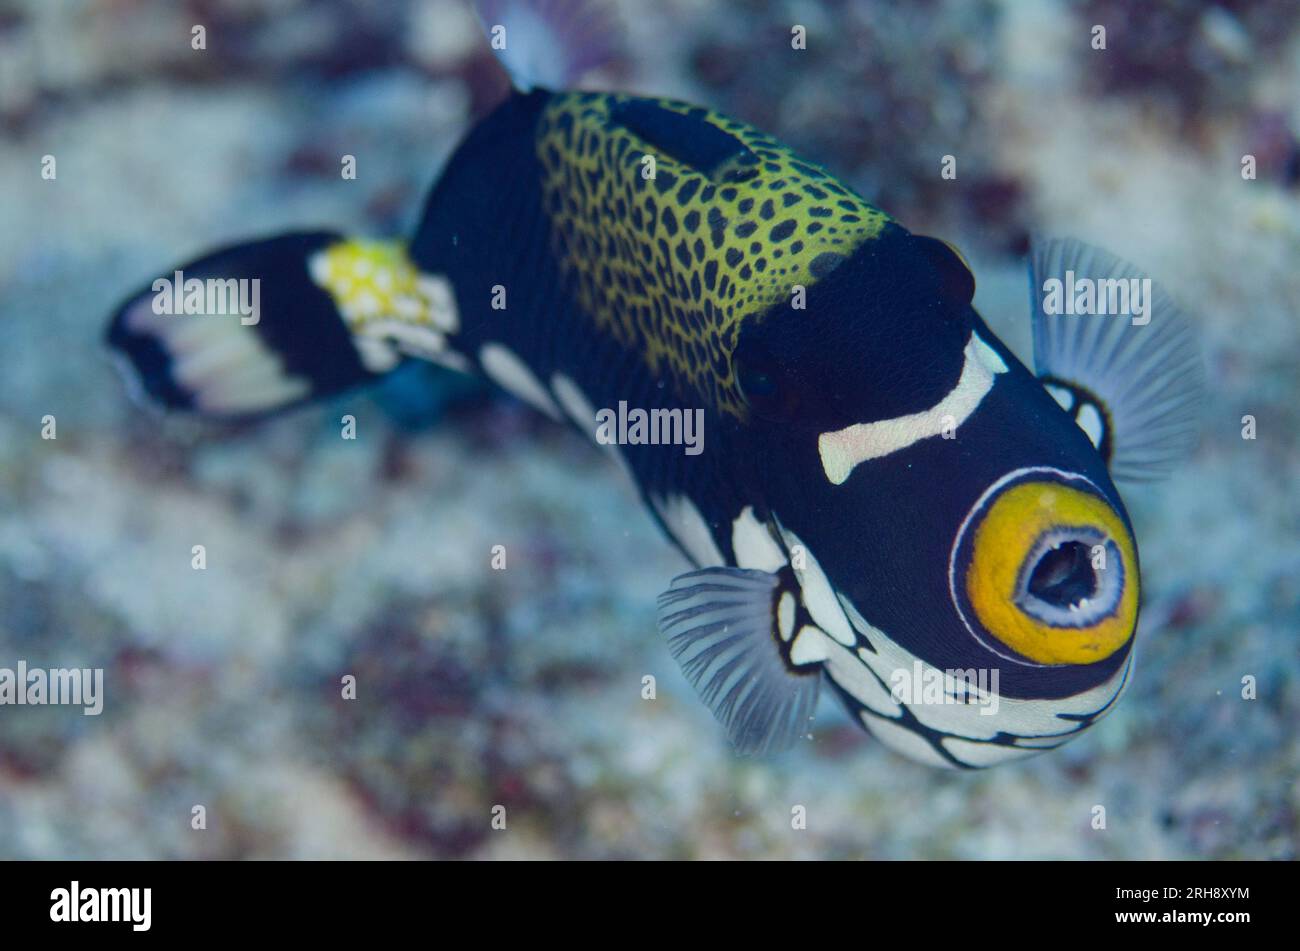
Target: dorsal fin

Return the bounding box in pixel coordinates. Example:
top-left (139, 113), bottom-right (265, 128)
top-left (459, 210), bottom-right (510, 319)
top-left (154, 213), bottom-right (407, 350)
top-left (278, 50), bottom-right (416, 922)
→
top-left (474, 0), bottom-right (625, 92)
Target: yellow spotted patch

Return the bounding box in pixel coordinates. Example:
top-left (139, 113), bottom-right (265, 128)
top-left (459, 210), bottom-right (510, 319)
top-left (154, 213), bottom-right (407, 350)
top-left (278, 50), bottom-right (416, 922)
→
top-left (965, 481), bottom-right (1138, 666)
top-left (535, 93), bottom-right (891, 418)
top-left (308, 239), bottom-right (456, 333)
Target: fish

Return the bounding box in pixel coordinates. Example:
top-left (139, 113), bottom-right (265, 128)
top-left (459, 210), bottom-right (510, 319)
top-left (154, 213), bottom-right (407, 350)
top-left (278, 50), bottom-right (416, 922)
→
top-left (103, 0), bottom-right (1203, 768)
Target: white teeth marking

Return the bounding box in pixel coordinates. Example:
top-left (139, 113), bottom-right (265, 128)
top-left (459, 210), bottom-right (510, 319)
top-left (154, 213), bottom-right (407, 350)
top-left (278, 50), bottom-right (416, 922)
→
top-left (478, 343), bottom-right (562, 420)
top-left (651, 493), bottom-right (726, 569)
top-left (778, 529), bottom-right (855, 647)
top-left (1076, 402), bottom-right (1105, 449)
top-left (731, 506), bottom-right (786, 573)
top-left (817, 333), bottom-right (1008, 485)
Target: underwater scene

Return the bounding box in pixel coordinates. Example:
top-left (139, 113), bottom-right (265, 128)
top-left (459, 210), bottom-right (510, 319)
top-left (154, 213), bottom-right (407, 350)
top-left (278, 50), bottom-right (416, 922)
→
top-left (0, 0), bottom-right (1297, 862)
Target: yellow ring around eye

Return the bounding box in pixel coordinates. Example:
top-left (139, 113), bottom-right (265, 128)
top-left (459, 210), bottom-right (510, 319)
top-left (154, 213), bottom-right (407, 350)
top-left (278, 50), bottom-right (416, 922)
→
top-left (965, 481), bottom-right (1138, 665)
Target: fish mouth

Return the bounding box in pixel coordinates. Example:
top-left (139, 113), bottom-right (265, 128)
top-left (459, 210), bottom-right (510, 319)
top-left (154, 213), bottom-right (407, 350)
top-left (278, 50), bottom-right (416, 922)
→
top-left (1028, 539), bottom-right (1097, 606)
top-left (949, 466), bottom-right (1139, 667)
top-left (1015, 528), bottom-right (1123, 629)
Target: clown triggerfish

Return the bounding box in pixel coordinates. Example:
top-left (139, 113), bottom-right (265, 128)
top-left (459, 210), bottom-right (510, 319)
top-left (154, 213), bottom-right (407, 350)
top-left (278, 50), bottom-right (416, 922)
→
top-left (105, 0), bottom-right (1202, 768)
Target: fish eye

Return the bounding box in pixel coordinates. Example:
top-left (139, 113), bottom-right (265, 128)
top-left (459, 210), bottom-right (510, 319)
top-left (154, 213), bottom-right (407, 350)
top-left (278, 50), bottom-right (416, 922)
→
top-left (733, 340), bottom-right (799, 422)
top-left (949, 469), bottom-right (1138, 666)
top-left (740, 366), bottom-right (777, 398)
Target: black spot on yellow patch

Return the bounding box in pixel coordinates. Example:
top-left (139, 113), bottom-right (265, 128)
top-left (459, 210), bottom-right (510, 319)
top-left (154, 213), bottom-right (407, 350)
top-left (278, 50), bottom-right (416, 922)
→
top-left (536, 92), bottom-right (890, 416)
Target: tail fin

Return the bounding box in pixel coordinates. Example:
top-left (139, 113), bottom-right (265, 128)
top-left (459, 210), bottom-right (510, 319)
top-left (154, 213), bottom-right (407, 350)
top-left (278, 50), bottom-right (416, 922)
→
top-left (106, 232), bottom-right (463, 418)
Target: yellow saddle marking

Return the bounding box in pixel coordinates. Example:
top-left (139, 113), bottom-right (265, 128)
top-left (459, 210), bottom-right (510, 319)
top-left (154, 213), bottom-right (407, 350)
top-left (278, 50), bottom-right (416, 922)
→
top-left (309, 239), bottom-right (458, 334)
top-left (308, 239), bottom-right (465, 374)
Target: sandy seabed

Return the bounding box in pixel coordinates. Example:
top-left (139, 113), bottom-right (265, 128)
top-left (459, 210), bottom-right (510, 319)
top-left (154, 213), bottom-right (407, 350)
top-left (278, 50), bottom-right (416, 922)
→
top-left (0, 0), bottom-right (1296, 859)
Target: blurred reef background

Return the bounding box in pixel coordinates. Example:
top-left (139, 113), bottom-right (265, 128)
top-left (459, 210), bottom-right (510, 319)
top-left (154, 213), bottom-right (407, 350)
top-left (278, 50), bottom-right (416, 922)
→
top-left (0, 0), bottom-right (1297, 859)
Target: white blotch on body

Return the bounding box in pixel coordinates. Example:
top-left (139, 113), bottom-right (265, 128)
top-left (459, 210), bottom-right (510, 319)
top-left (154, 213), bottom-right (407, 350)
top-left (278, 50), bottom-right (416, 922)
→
top-left (835, 588), bottom-right (1134, 748)
top-left (1076, 403), bottom-right (1105, 449)
top-left (777, 592), bottom-right (797, 642)
top-left (550, 373), bottom-right (637, 486)
top-left (941, 736), bottom-right (1040, 766)
top-left (416, 274), bottom-right (459, 333)
top-left (859, 715), bottom-right (955, 769)
top-left (479, 343), bottom-right (562, 420)
top-left (1045, 384), bottom-right (1074, 411)
top-left (359, 319), bottom-right (471, 374)
top-left (651, 493), bottom-right (725, 568)
top-left (550, 373), bottom-right (597, 431)
top-left (817, 333), bottom-right (1008, 485)
top-left (777, 528), bottom-right (855, 646)
top-left (789, 624), bottom-right (832, 665)
top-left (816, 635), bottom-right (903, 718)
top-left (731, 506), bottom-right (786, 573)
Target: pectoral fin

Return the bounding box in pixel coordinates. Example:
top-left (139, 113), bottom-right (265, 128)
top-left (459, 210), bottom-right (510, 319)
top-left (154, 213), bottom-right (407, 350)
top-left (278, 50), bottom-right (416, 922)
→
top-left (656, 567), bottom-right (820, 756)
top-left (1029, 237), bottom-right (1204, 482)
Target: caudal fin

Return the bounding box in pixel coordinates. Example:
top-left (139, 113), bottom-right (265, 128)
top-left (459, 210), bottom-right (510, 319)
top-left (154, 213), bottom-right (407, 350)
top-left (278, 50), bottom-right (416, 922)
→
top-left (106, 232), bottom-right (463, 419)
